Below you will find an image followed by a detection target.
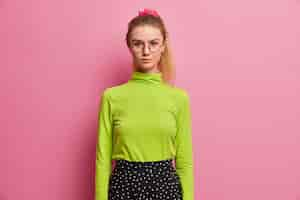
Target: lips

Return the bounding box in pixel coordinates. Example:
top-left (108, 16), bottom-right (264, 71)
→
top-left (142, 59), bottom-right (151, 62)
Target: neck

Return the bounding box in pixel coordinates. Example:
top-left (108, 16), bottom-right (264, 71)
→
top-left (129, 70), bottom-right (163, 85)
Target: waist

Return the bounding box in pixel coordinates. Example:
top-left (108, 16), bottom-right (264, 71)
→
top-left (114, 158), bottom-right (175, 172)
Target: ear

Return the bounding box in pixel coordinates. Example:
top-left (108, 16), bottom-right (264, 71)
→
top-left (128, 45), bottom-right (134, 55)
top-left (161, 38), bottom-right (168, 53)
top-left (161, 43), bottom-right (166, 53)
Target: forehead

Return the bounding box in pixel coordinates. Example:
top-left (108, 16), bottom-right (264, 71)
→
top-left (130, 25), bottom-right (163, 41)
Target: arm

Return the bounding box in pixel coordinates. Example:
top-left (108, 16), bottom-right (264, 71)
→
top-left (175, 91), bottom-right (194, 200)
top-left (95, 89), bottom-right (113, 200)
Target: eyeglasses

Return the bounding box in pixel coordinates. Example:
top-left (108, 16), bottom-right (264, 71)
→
top-left (131, 41), bottom-right (163, 53)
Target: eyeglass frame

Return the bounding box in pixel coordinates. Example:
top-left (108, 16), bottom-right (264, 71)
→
top-left (129, 40), bottom-right (165, 53)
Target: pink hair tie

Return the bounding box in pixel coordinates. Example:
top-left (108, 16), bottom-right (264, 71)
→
top-left (138, 8), bottom-right (159, 17)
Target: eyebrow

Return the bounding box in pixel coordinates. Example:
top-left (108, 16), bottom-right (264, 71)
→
top-left (131, 39), bottom-right (160, 42)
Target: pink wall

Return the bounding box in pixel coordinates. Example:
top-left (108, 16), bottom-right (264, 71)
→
top-left (0, 0), bottom-right (299, 200)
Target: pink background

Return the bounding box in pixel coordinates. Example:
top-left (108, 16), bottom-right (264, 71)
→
top-left (1, 1), bottom-right (299, 200)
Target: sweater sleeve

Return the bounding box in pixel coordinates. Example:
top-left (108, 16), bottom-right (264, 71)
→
top-left (175, 91), bottom-right (194, 200)
top-left (95, 89), bottom-right (113, 200)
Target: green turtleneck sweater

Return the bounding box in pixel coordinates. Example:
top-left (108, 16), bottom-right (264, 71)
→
top-left (95, 71), bottom-right (194, 200)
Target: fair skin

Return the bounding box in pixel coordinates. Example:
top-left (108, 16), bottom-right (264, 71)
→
top-left (128, 25), bottom-right (166, 74)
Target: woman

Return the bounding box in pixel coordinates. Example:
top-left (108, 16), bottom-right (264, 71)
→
top-left (95, 8), bottom-right (194, 200)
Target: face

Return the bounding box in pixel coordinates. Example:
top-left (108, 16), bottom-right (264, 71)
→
top-left (128, 25), bottom-right (166, 73)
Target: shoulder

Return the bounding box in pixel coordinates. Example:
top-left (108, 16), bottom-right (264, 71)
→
top-left (100, 82), bottom-right (130, 100)
top-left (163, 84), bottom-right (190, 103)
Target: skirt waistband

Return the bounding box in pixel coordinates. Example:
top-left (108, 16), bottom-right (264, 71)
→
top-left (114, 158), bottom-right (174, 172)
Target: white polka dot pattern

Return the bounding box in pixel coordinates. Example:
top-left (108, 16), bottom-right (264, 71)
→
top-left (108, 159), bottom-right (183, 200)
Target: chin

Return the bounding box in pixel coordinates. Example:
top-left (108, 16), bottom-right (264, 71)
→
top-left (140, 62), bottom-right (155, 69)
top-left (133, 60), bottom-right (158, 72)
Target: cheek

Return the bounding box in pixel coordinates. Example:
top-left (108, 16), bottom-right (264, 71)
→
top-left (131, 53), bottom-right (139, 60)
top-left (153, 53), bottom-right (162, 61)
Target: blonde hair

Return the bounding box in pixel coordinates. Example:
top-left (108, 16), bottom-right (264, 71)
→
top-left (125, 14), bottom-right (176, 86)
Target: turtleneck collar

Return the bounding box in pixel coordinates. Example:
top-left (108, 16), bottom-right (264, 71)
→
top-left (129, 71), bottom-right (162, 85)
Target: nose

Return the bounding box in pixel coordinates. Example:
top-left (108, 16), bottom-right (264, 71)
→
top-left (142, 44), bottom-right (150, 55)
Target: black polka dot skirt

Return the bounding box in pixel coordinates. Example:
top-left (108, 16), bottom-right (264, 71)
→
top-left (108, 158), bottom-right (183, 200)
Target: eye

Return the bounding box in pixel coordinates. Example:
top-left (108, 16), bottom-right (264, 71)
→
top-left (133, 42), bottom-right (142, 46)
